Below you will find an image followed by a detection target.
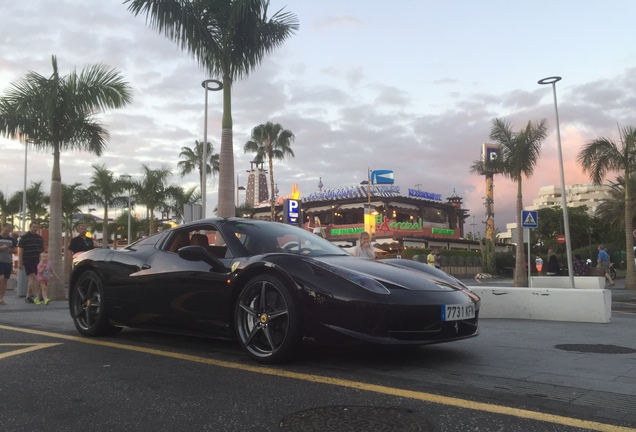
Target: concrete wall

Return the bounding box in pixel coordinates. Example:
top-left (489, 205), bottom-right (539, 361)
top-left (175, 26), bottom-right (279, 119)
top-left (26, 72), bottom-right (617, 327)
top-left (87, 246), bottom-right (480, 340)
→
top-left (470, 286), bottom-right (611, 323)
top-left (530, 276), bottom-right (605, 289)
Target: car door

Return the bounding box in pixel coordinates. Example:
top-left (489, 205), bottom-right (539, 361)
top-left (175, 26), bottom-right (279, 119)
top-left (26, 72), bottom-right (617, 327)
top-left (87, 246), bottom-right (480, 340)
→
top-left (144, 224), bottom-right (236, 336)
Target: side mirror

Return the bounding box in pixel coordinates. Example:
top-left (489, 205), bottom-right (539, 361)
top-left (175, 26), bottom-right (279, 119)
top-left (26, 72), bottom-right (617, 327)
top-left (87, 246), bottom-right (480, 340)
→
top-left (178, 246), bottom-right (225, 271)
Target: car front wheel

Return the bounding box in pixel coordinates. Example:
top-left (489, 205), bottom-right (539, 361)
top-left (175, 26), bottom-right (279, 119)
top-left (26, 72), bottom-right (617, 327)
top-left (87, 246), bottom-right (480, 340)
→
top-left (70, 270), bottom-right (121, 337)
top-left (235, 275), bottom-right (300, 363)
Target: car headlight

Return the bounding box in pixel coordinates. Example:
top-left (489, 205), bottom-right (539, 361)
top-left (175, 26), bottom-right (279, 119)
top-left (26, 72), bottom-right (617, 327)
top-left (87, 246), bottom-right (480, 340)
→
top-left (306, 259), bottom-right (391, 295)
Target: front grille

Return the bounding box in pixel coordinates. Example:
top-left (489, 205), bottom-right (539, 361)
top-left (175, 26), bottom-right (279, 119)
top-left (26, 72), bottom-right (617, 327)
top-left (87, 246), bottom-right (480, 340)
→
top-left (388, 315), bottom-right (479, 341)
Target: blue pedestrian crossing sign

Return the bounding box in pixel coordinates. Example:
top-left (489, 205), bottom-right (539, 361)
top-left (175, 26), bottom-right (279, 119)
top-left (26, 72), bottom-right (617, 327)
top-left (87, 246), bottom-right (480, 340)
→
top-left (521, 210), bottom-right (538, 228)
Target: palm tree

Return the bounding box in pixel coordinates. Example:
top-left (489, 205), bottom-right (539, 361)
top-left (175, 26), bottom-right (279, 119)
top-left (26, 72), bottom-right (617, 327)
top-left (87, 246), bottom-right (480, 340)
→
top-left (489, 118), bottom-right (547, 287)
top-left (244, 122), bottom-right (295, 220)
top-left (134, 164), bottom-right (179, 235)
top-left (578, 126), bottom-right (636, 290)
top-left (0, 191), bottom-right (23, 228)
top-left (125, 0), bottom-right (298, 218)
top-left (168, 185), bottom-right (200, 223)
top-left (25, 181), bottom-right (49, 225)
top-left (0, 55), bottom-right (132, 300)
top-left (0, 191), bottom-right (19, 225)
top-left (177, 140), bottom-right (220, 196)
top-left (88, 165), bottom-right (128, 248)
top-left (0, 191), bottom-right (7, 225)
top-left (594, 176), bottom-right (636, 229)
top-left (113, 211), bottom-right (141, 243)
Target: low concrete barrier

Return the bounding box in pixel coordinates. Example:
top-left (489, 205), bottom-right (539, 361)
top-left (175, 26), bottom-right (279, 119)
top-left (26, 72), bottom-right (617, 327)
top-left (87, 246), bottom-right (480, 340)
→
top-left (530, 276), bottom-right (605, 289)
top-left (470, 286), bottom-right (611, 323)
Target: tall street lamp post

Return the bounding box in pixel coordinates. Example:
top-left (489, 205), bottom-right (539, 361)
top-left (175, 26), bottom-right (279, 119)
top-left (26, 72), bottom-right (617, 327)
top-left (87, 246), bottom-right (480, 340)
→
top-left (201, 79), bottom-right (223, 219)
top-left (538, 76), bottom-right (574, 288)
top-left (13, 133), bottom-right (30, 233)
top-left (21, 139), bottom-right (28, 233)
top-left (17, 134), bottom-right (29, 296)
top-left (120, 174), bottom-right (132, 244)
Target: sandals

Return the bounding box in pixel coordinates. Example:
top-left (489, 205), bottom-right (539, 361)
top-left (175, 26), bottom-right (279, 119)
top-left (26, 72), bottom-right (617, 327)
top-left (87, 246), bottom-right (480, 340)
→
top-left (0, 300), bottom-right (6, 305)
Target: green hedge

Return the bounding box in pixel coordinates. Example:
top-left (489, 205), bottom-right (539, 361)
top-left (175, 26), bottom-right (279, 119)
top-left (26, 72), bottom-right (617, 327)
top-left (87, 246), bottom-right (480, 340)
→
top-left (404, 248), bottom-right (481, 264)
top-left (404, 247), bottom-right (527, 276)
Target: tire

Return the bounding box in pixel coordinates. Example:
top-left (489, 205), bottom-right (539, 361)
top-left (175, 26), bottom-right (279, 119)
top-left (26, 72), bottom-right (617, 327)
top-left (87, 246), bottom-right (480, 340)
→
top-left (70, 270), bottom-right (122, 337)
top-left (609, 267), bottom-right (617, 280)
top-left (235, 275), bottom-right (301, 364)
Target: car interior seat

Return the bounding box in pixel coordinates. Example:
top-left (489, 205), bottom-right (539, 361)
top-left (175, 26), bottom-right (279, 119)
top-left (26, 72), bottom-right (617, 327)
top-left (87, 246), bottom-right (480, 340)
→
top-left (190, 233), bottom-right (209, 247)
top-left (168, 233), bottom-right (188, 253)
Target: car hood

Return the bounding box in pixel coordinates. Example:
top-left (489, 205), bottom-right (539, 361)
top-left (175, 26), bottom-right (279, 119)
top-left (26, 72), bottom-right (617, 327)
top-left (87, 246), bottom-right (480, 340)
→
top-left (308, 256), bottom-right (467, 292)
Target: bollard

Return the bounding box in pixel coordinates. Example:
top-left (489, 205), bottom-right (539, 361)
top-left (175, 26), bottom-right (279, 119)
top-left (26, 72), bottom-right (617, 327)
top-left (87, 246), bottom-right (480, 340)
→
top-left (16, 268), bottom-right (28, 297)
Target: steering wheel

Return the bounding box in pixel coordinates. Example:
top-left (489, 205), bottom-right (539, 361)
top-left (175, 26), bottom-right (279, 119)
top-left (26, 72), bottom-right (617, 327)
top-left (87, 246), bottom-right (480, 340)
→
top-left (282, 242), bottom-right (300, 251)
top-left (282, 242), bottom-right (311, 254)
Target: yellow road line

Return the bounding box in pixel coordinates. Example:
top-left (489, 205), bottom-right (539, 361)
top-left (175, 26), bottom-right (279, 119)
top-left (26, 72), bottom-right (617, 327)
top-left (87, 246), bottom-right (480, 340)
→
top-left (1, 324), bottom-right (634, 432)
top-left (0, 342), bottom-right (62, 359)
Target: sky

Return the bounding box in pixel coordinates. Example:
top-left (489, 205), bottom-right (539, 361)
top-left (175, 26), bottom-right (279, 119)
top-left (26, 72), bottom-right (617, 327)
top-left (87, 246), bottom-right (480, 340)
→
top-left (1, 0), bottom-right (635, 234)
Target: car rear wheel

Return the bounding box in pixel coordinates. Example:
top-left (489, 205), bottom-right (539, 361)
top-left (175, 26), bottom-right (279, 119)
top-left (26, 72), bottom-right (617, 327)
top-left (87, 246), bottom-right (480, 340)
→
top-left (235, 275), bottom-right (300, 363)
top-left (70, 270), bottom-right (121, 337)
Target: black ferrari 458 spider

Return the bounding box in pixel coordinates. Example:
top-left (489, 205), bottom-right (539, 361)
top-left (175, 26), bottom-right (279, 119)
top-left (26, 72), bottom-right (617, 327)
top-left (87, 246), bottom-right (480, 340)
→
top-left (69, 218), bottom-right (480, 363)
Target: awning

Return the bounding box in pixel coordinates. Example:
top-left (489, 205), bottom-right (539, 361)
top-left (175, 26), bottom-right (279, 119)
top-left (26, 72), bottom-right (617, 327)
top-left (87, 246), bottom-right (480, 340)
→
top-left (338, 201), bottom-right (384, 211)
top-left (304, 205), bottom-right (336, 213)
top-left (387, 201), bottom-right (420, 211)
top-left (338, 203), bottom-right (365, 210)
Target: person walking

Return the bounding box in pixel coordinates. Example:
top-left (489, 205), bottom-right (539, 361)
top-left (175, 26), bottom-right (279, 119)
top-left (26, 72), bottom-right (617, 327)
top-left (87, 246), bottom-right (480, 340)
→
top-left (573, 254), bottom-right (588, 276)
top-left (68, 224), bottom-right (95, 256)
top-left (352, 231), bottom-right (375, 260)
top-left (17, 222), bottom-right (45, 303)
top-left (597, 245), bottom-right (614, 286)
top-left (0, 223), bottom-right (17, 305)
top-left (427, 249), bottom-right (436, 267)
top-left (545, 254), bottom-right (560, 276)
top-left (434, 249), bottom-right (442, 269)
top-left (34, 252), bottom-right (60, 305)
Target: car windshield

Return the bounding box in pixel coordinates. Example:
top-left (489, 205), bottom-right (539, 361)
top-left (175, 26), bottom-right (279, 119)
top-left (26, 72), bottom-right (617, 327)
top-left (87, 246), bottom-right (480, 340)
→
top-left (223, 220), bottom-right (348, 257)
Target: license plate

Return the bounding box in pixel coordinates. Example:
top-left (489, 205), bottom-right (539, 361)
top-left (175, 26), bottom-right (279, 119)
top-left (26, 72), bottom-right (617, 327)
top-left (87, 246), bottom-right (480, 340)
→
top-left (441, 303), bottom-right (475, 321)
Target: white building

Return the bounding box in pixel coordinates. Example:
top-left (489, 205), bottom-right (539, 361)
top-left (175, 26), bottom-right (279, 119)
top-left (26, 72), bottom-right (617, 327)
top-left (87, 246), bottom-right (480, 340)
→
top-left (499, 183), bottom-right (611, 244)
top-left (526, 184), bottom-right (611, 216)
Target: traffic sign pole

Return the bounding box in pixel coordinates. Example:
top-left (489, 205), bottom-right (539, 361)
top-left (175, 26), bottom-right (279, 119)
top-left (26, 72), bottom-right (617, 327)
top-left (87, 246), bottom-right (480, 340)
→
top-left (527, 228), bottom-right (531, 284)
top-left (521, 211), bottom-right (538, 286)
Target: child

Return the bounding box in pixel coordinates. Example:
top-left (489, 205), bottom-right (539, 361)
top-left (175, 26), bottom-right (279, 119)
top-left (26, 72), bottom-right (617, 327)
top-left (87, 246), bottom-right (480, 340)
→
top-left (35, 252), bottom-right (60, 305)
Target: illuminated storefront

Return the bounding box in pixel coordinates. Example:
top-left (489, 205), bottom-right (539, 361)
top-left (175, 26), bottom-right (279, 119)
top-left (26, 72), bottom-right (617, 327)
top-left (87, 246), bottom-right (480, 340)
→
top-left (248, 184), bottom-right (470, 251)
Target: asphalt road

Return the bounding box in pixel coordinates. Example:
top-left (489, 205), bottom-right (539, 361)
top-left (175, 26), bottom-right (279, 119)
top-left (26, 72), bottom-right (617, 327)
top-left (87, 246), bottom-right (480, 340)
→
top-left (0, 283), bottom-right (635, 432)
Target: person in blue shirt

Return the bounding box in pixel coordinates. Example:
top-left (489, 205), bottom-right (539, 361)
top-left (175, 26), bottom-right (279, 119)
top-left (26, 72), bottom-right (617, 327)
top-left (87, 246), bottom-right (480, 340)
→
top-left (597, 245), bottom-right (614, 286)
